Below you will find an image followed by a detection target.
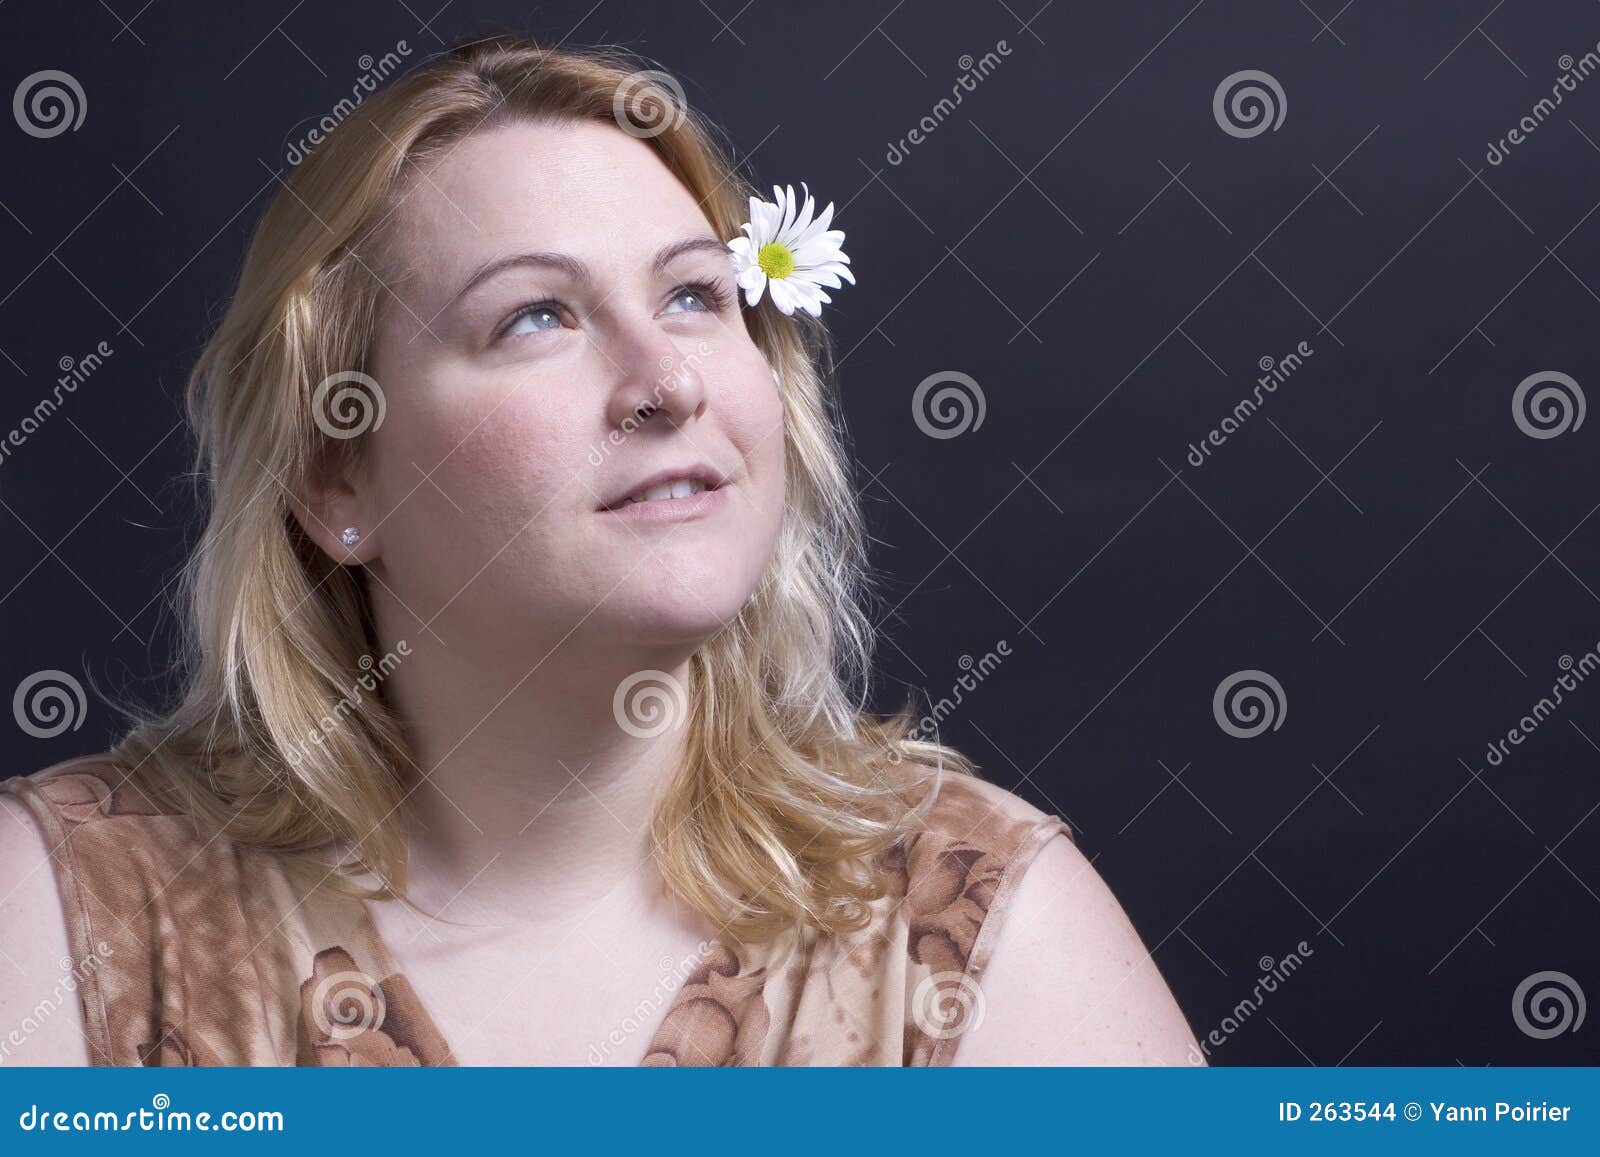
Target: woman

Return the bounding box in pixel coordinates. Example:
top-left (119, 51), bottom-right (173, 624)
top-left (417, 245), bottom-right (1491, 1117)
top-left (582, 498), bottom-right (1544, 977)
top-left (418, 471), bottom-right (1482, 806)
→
top-left (0, 34), bottom-right (1200, 1066)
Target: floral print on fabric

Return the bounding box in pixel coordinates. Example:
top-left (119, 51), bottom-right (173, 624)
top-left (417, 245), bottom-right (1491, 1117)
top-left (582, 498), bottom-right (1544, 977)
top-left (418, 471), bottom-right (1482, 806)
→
top-left (2, 756), bottom-right (1072, 1067)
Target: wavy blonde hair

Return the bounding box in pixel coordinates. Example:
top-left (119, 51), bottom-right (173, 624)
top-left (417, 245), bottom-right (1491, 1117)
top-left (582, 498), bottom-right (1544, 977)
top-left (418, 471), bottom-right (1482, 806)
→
top-left (111, 33), bottom-right (976, 946)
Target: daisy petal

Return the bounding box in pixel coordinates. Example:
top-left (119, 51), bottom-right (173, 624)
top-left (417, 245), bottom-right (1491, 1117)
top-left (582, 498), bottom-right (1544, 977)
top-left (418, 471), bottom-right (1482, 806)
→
top-left (746, 197), bottom-right (769, 239)
top-left (787, 182), bottom-right (817, 242)
top-left (761, 201), bottom-right (783, 240)
top-left (779, 184), bottom-right (798, 238)
top-left (793, 200), bottom-right (835, 248)
top-left (728, 182), bottom-right (855, 315)
top-left (767, 276), bottom-right (798, 316)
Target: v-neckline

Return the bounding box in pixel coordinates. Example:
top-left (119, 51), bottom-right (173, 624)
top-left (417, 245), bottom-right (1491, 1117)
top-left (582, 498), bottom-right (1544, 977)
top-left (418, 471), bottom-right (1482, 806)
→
top-left (345, 894), bottom-right (721, 1066)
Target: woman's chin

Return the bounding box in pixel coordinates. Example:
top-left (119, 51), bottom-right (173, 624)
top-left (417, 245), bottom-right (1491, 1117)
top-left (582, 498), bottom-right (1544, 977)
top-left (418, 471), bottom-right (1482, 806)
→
top-left (593, 585), bottom-right (753, 649)
top-left (617, 605), bottom-right (745, 648)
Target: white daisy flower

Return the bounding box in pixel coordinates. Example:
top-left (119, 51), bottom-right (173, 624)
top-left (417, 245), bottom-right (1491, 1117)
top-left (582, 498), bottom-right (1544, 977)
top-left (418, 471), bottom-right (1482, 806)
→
top-left (727, 182), bottom-right (855, 317)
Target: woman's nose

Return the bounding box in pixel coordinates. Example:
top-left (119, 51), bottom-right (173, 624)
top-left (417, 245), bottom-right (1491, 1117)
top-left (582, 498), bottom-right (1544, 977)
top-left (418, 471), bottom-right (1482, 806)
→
top-left (604, 329), bottom-right (708, 431)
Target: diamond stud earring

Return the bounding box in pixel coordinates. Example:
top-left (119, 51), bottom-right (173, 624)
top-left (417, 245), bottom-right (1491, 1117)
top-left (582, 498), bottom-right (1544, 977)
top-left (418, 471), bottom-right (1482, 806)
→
top-left (341, 527), bottom-right (361, 547)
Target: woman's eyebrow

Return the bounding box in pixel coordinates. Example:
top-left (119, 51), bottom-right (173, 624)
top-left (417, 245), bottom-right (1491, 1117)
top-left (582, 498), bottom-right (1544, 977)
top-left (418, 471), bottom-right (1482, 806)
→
top-left (445, 236), bottom-right (730, 308)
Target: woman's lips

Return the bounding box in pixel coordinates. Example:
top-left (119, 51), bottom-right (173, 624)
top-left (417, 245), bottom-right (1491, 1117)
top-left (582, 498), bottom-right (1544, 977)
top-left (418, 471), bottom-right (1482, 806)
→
top-left (599, 464), bottom-right (726, 511)
top-left (599, 484), bottom-right (728, 524)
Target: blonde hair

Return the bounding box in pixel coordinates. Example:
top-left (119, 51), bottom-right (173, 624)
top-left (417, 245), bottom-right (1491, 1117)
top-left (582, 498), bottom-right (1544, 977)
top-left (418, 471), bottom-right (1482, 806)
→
top-left (111, 33), bottom-right (976, 945)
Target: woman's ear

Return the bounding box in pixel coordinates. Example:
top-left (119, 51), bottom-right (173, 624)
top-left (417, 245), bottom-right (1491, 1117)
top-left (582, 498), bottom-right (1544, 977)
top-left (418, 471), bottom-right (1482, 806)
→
top-left (290, 455), bottom-right (376, 566)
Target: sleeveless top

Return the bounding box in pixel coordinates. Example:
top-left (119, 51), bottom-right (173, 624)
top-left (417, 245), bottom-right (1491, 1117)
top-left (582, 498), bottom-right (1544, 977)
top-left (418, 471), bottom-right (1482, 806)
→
top-left (0, 753), bottom-right (1074, 1066)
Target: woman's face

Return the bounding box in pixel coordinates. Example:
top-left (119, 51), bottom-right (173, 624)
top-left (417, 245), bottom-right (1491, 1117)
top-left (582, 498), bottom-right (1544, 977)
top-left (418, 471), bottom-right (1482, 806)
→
top-left (342, 118), bottom-right (787, 657)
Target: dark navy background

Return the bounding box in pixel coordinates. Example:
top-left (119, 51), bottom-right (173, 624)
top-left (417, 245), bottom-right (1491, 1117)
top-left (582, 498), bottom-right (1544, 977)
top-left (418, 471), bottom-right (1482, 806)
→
top-left (2, 1), bottom-right (1596, 1064)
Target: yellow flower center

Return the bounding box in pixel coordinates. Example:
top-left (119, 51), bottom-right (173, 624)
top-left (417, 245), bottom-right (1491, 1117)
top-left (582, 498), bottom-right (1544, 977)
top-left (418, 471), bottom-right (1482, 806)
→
top-left (757, 241), bottom-right (795, 280)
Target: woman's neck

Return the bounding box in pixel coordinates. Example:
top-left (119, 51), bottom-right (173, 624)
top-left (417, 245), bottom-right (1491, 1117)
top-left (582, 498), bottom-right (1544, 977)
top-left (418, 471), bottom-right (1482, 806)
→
top-left (369, 622), bottom-right (697, 931)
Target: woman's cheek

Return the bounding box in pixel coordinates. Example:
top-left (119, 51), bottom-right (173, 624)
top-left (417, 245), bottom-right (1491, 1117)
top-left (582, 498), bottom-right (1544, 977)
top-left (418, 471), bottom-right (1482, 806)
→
top-left (711, 347), bottom-right (783, 427)
top-left (746, 375), bottom-right (790, 487)
top-left (420, 415), bottom-right (580, 535)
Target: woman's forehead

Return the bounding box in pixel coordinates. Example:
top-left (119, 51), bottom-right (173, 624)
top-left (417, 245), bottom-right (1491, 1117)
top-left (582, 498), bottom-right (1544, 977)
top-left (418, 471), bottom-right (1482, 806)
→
top-left (388, 119), bottom-right (709, 289)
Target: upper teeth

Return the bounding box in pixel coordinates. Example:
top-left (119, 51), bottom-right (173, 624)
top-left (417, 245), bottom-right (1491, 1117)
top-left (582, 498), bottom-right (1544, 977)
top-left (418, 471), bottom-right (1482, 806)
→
top-left (619, 478), bottom-right (706, 506)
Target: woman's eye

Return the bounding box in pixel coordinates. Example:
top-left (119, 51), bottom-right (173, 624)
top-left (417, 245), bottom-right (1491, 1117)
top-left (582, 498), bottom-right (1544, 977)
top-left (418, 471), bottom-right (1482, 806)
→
top-left (502, 305), bottom-right (562, 340)
top-left (664, 284), bottom-right (719, 314)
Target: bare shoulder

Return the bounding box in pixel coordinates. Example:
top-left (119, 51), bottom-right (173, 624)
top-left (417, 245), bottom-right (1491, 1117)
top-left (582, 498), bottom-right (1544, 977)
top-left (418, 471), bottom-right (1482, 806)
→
top-left (0, 782), bottom-right (91, 1065)
top-left (947, 815), bottom-right (1203, 1066)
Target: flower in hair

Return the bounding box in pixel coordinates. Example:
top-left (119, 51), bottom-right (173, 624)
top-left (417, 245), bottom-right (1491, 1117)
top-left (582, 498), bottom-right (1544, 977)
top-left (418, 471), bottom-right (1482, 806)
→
top-left (727, 182), bottom-right (855, 317)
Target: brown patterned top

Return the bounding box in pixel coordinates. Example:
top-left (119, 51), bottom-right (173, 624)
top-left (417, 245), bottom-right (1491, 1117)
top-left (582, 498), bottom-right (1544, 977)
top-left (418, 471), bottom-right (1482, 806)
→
top-left (1, 753), bottom-right (1073, 1066)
